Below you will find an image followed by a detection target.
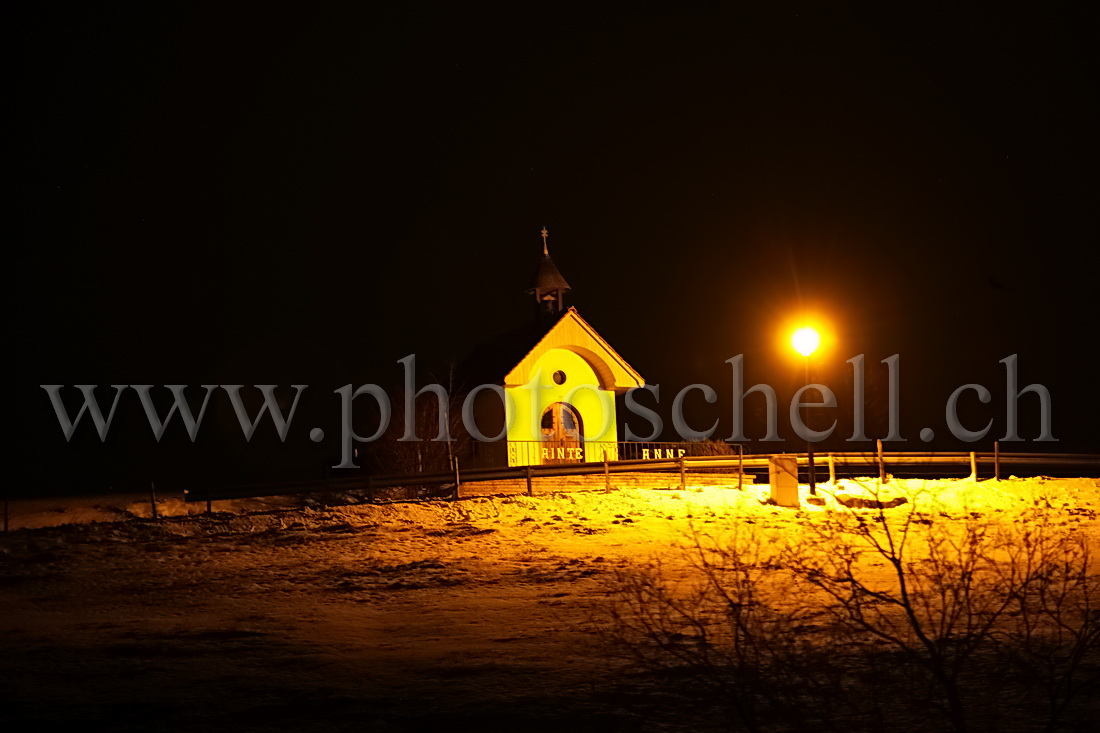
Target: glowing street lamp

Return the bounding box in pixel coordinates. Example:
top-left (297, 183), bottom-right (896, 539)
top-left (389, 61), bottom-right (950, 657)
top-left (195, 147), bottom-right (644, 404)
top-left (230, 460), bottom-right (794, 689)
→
top-left (792, 326), bottom-right (820, 495)
top-left (792, 327), bottom-right (820, 357)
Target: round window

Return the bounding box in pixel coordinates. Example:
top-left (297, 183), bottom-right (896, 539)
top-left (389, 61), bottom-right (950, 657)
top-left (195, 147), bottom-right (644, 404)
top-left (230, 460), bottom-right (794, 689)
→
top-left (552, 370), bottom-right (567, 385)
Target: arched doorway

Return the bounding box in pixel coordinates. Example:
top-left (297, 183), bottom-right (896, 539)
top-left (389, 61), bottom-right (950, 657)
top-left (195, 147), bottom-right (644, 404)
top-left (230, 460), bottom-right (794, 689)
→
top-left (540, 402), bottom-right (583, 464)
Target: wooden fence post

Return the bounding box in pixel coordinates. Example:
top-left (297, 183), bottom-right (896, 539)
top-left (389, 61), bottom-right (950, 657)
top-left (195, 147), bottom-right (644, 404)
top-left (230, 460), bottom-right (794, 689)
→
top-left (737, 444), bottom-right (744, 491)
top-left (603, 450), bottom-right (610, 491)
top-left (970, 451), bottom-right (977, 481)
top-left (994, 441), bottom-right (1001, 481)
top-left (877, 439), bottom-right (886, 484)
top-left (828, 453), bottom-right (836, 485)
top-left (149, 482), bottom-right (159, 521)
top-left (679, 456), bottom-right (686, 490)
top-left (526, 464), bottom-right (533, 497)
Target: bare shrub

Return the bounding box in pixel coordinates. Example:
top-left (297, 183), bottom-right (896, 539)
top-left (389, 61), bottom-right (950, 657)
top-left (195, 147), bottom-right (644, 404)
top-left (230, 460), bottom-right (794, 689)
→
top-left (992, 515), bottom-right (1100, 729)
top-left (600, 526), bottom-right (857, 730)
top-left (783, 490), bottom-right (1098, 730)
top-left (600, 488), bottom-right (1099, 731)
top-left (691, 440), bottom-right (738, 457)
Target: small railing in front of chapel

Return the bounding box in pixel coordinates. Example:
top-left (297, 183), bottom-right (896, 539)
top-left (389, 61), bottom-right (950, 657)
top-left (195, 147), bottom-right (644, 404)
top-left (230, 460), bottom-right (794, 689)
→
top-left (499, 440), bottom-right (737, 467)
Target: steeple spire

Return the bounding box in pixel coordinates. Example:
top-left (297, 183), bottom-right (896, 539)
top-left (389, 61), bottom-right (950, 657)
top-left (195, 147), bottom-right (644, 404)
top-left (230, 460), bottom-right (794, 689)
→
top-left (527, 227), bottom-right (571, 319)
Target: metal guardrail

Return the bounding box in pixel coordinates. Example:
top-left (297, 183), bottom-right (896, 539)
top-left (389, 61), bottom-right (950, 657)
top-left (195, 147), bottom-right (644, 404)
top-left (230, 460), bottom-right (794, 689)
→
top-left (184, 450), bottom-right (1100, 504)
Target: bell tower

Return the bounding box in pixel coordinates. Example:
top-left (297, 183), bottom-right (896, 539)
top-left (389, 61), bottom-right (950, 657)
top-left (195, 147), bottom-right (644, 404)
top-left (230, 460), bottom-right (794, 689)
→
top-left (526, 227), bottom-right (572, 318)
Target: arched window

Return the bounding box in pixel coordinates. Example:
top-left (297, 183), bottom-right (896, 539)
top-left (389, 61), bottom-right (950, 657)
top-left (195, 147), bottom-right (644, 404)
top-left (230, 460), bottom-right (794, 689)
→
top-left (539, 402), bottom-right (583, 463)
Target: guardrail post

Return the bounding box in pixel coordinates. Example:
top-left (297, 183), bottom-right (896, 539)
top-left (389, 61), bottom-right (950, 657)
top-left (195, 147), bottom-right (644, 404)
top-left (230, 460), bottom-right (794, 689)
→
top-left (994, 441), bottom-right (1001, 480)
top-left (828, 453), bottom-right (836, 485)
top-left (526, 464), bottom-right (533, 496)
top-left (969, 451), bottom-right (977, 481)
top-left (737, 444), bottom-right (744, 490)
top-left (679, 456), bottom-right (686, 490)
top-left (453, 458), bottom-right (461, 498)
top-left (603, 450), bottom-right (610, 491)
top-left (877, 439), bottom-right (886, 484)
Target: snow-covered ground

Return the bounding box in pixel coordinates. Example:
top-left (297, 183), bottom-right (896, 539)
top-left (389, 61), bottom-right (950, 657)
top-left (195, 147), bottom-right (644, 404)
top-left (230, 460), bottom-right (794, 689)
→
top-left (2, 476), bottom-right (1097, 731)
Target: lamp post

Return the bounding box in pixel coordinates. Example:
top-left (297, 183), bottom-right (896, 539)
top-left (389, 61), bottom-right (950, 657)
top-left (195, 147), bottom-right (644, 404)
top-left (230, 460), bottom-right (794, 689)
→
top-left (792, 327), bottom-right (820, 496)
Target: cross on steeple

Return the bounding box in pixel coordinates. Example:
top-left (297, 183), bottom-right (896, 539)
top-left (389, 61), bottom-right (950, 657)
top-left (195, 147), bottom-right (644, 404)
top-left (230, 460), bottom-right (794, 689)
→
top-left (527, 226), bottom-right (571, 319)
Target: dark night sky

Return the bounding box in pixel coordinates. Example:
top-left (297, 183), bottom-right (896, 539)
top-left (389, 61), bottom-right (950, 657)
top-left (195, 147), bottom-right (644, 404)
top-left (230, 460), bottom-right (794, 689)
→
top-left (13, 4), bottom-right (1098, 492)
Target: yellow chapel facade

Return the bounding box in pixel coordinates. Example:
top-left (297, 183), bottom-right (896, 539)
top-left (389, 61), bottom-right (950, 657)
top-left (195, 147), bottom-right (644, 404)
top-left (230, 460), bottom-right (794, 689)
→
top-left (460, 230), bottom-right (644, 467)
